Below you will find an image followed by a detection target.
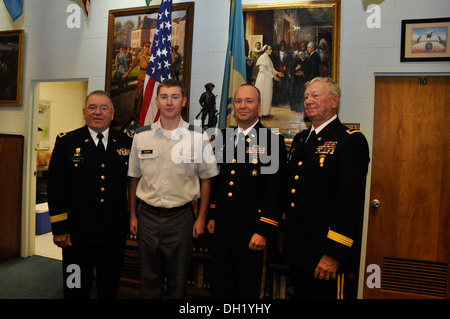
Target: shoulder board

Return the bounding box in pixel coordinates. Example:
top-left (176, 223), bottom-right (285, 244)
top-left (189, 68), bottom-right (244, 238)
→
top-left (135, 125), bottom-right (153, 134)
top-left (346, 128), bottom-right (364, 135)
top-left (270, 129), bottom-right (284, 137)
top-left (57, 132), bottom-right (67, 138)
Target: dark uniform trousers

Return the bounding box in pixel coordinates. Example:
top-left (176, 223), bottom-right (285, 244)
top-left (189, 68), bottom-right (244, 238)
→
top-left (285, 118), bottom-right (369, 299)
top-left (47, 125), bottom-right (132, 299)
top-left (209, 122), bottom-right (287, 299)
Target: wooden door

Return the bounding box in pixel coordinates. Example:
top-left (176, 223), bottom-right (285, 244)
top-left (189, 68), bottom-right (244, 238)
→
top-left (0, 134), bottom-right (24, 263)
top-left (363, 76), bottom-right (449, 299)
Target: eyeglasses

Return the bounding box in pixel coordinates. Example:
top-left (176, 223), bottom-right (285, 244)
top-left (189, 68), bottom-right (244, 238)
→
top-left (86, 104), bottom-right (112, 111)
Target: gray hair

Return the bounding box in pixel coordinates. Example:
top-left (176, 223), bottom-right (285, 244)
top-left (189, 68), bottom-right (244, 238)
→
top-left (305, 77), bottom-right (341, 98)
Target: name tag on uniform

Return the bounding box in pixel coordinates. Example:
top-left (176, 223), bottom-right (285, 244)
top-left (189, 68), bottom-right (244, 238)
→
top-left (69, 157), bottom-right (83, 164)
top-left (141, 150), bottom-right (153, 155)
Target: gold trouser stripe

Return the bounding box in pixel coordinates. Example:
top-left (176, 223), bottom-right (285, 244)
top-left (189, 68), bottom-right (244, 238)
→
top-left (50, 212), bottom-right (68, 223)
top-left (337, 274), bottom-right (345, 299)
top-left (327, 229), bottom-right (353, 247)
top-left (260, 217), bottom-right (279, 226)
top-left (259, 248), bottom-right (267, 299)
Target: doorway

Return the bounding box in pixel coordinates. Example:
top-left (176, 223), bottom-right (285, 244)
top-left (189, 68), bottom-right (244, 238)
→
top-left (33, 80), bottom-right (88, 260)
top-left (363, 75), bottom-right (449, 299)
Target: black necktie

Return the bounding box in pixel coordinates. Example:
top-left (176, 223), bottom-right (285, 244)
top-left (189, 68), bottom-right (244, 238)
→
top-left (238, 132), bottom-right (245, 145)
top-left (97, 133), bottom-right (105, 155)
top-left (306, 130), bottom-right (316, 144)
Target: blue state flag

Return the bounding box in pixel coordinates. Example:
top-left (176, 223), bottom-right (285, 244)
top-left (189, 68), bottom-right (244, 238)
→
top-left (219, 0), bottom-right (246, 128)
top-left (3, 0), bottom-right (23, 22)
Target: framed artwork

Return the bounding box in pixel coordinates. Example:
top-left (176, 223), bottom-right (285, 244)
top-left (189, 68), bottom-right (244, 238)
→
top-left (105, 3), bottom-right (194, 131)
top-left (401, 18), bottom-right (450, 62)
top-left (0, 29), bottom-right (24, 106)
top-left (243, 0), bottom-right (341, 139)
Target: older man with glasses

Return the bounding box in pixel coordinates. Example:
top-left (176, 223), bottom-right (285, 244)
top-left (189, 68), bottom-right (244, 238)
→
top-left (47, 90), bottom-right (133, 299)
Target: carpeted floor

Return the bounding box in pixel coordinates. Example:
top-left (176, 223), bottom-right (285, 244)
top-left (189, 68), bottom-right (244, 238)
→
top-left (0, 255), bottom-right (63, 299)
top-left (0, 255), bottom-right (138, 299)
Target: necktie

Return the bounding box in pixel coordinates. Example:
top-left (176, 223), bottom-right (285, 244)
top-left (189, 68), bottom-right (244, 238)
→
top-left (236, 132), bottom-right (246, 147)
top-left (97, 133), bottom-right (105, 155)
top-left (306, 130), bottom-right (316, 144)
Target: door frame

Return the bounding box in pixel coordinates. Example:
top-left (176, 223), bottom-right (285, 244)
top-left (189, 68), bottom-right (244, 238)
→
top-left (22, 79), bottom-right (89, 258)
top-left (358, 71), bottom-right (450, 298)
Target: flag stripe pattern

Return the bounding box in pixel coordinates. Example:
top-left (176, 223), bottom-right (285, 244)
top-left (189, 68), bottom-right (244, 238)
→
top-left (140, 0), bottom-right (173, 127)
top-left (219, 0), bottom-right (246, 128)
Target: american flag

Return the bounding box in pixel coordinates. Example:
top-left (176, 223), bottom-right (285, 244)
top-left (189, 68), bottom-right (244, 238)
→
top-left (139, 0), bottom-right (173, 127)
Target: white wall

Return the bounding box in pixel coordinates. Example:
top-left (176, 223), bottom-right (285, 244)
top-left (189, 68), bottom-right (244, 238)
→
top-left (0, 0), bottom-right (449, 296)
top-left (39, 81), bottom-right (88, 152)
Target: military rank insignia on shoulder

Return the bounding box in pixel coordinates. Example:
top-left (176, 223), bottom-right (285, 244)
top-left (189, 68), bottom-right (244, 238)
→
top-left (135, 125), bottom-right (153, 134)
top-left (346, 128), bottom-right (363, 135)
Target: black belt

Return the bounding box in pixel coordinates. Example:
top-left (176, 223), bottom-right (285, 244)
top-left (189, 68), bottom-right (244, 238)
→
top-left (141, 201), bottom-right (192, 214)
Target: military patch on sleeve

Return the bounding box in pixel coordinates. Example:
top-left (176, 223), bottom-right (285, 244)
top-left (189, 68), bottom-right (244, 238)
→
top-left (346, 128), bottom-right (363, 135)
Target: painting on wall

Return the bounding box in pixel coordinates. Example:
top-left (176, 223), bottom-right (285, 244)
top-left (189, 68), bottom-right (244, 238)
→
top-left (105, 3), bottom-right (194, 132)
top-left (243, 1), bottom-right (340, 141)
top-left (0, 29), bottom-right (24, 106)
top-left (401, 18), bottom-right (450, 62)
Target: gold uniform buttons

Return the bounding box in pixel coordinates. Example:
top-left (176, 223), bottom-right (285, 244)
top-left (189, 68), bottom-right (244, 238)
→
top-left (298, 161), bottom-right (302, 166)
top-left (229, 181), bottom-right (234, 186)
top-left (228, 192), bottom-right (233, 197)
top-left (294, 175), bottom-right (299, 180)
top-left (100, 199), bottom-right (105, 203)
top-left (291, 203), bottom-right (295, 208)
top-left (101, 175), bottom-right (105, 180)
top-left (230, 170), bottom-right (235, 175)
top-left (101, 164), bottom-right (105, 168)
top-left (291, 189), bottom-right (296, 194)
top-left (101, 187), bottom-right (105, 192)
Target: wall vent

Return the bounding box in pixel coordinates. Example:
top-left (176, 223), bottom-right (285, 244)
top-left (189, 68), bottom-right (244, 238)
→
top-left (382, 257), bottom-right (448, 298)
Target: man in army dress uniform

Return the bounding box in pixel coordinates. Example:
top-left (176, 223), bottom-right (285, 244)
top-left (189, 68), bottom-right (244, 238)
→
top-left (207, 84), bottom-right (287, 299)
top-left (284, 77), bottom-right (370, 299)
top-left (47, 90), bottom-right (133, 299)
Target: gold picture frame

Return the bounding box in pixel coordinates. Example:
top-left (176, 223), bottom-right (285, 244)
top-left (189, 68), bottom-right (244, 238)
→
top-left (105, 3), bottom-right (194, 131)
top-left (0, 29), bottom-right (24, 106)
top-left (243, 1), bottom-right (341, 138)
